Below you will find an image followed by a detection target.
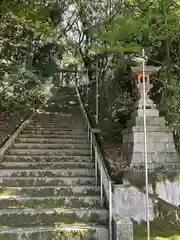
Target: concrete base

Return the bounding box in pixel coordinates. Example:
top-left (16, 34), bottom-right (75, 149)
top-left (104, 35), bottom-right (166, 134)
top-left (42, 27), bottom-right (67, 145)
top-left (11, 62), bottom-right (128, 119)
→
top-left (113, 215), bottom-right (133, 240)
top-left (122, 116), bottom-right (180, 169)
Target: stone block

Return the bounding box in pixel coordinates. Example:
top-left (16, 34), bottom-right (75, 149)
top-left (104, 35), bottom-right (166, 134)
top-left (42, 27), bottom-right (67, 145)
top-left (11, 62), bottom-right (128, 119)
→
top-left (123, 131), bottom-right (174, 143)
top-left (127, 116), bottom-right (165, 127)
top-left (113, 215), bottom-right (133, 240)
top-left (128, 152), bottom-right (180, 169)
top-left (122, 97), bottom-right (179, 169)
top-left (123, 142), bottom-right (176, 153)
top-left (132, 108), bottom-right (159, 117)
top-left (122, 126), bottom-right (172, 134)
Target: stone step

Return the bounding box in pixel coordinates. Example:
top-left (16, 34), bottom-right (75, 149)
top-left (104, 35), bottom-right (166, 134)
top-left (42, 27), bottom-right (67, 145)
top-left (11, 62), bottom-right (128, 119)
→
top-left (24, 126), bottom-right (86, 131)
top-left (31, 118), bottom-right (83, 122)
top-left (6, 149), bottom-right (91, 156)
top-left (15, 137), bottom-right (88, 144)
top-left (31, 119), bottom-right (83, 123)
top-left (21, 130), bottom-right (87, 135)
top-left (25, 125), bottom-right (85, 130)
top-left (3, 155), bottom-right (92, 162)
top-left (0, 162), bottom-right (94, 170)
top-left (0, 169), bottom-right (95, 178)
top-left (12, 143), bottom-right (90, 150)
top-left (29, 122), bottom-right (84, 127)
top-left (20, 134), bottom-right (88, 139)
top-left (0, 208), bottom-right (108, 227)
top-left (0, 186), bottom-right (100, 197)
top-left (0, 177), bottom-right (97, 186)
top-left (28, 122), bottom-right (85, 127)
top-left (0, 225), bottom-right (108, 240)
top-left (0, 196), bottom-right (102, 209)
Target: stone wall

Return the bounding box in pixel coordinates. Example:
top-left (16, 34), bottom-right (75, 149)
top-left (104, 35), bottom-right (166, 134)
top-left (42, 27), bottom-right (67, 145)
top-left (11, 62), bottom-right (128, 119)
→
top-left (151, 179), bottom-right (180, 206)
top-left (113, 184), bottom-right (155, 222)
top-left (112, 173), bottom-right (180, 239)
top-left (113, 183), bottom-right (180, 238)
top-left (122, 170), bottom-right (180, 207)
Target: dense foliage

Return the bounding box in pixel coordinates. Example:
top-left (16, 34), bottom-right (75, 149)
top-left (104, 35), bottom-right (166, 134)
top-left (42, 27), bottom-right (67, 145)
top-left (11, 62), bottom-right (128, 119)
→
top-left (0, 0), bottom-right (66, 111)
top-left (1, 0), bottom-right (180, 151)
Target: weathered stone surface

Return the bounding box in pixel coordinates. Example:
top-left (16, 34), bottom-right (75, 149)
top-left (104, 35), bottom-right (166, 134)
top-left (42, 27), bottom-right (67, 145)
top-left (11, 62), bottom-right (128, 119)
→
top-left (16, 137), bottom-right (88, 144)
top-left (131, 108), bottom-right (159, 117)
top-left (123, 142), bottom-right (176, 153)
top-left (0, 208), bottom-right (108, 226)
top-left (13, 143), bottom-right (90, 149)
top-left (152, 178), bottom-right (180, 206)
top-left (113, 183), bottom-right (180, 236)
top-left (6, 148), bottom-right (91, 156)
top-left (0, 196), bottom-right (102, 209)
top-left (0, 226), bottom-right (109, 240)
top-left (123, 152), bottom-right (179, 169)
top-left (0, 168), bottom-right (95, 177)
top-left (0, 87), bottom-right (108, 239)
top-left (113, 216), bottom-right (133, 240)
top-left (22, 130), bottom-right (87, 135)
top-left (113, 184), bottom-right (155, 222)
top-left (123, 131), bottom-right (174, 143)
top-left (122, 86), bottom-right (180, 169)
top-left (0, 176), bottom-right (97, 187)
top-left (127, 116), bottom-right (165, 127)
top-left (3, 155), bottom-right (92, 162)
top-left (0, 186), bottom-right (100, 197)
top-left (0, 161), bottom-right (94, 169)
top-left (20, 133), bottom-right (88, 139)
top-left (122, 126), bottom-right (172, 133)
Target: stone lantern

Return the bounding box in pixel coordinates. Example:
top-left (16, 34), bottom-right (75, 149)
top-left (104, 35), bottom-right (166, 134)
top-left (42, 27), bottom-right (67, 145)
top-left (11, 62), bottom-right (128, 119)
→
top-left (131, 65), bottom-right (161, 109)
top-left (122, 64), bottom-right (180, 170)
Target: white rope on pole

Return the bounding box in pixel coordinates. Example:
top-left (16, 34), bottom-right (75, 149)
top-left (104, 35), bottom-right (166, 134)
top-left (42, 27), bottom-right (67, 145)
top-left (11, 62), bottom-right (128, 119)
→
top-left (86, 70), bottom-right (89, 107)
top-left (142, 48), bottom-right (150, 240)
top-left (96, 61), bottom-right (99, 124)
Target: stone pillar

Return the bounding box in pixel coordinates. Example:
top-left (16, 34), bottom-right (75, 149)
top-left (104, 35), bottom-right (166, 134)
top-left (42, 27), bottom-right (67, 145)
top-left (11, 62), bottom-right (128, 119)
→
top-left (113, 215), bottom-right (133, 240)
top-left (122, 67), bottom-right (180, 169)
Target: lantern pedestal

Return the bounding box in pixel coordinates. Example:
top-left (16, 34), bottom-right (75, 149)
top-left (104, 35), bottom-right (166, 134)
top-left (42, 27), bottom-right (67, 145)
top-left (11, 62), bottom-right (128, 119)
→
top-left (122, 65), bottom-right (180, 169)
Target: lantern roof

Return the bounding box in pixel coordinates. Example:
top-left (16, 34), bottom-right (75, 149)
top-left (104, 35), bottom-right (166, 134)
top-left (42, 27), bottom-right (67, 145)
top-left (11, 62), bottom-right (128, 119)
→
top-left (131, 65), bottom-right (161, 74)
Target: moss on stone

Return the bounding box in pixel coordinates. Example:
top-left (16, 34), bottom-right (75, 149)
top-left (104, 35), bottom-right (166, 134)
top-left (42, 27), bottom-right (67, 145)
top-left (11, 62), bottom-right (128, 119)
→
top-left (134, 220), bottom-right (180, 240)
top-left (123, 169), bottom-right (180, 190)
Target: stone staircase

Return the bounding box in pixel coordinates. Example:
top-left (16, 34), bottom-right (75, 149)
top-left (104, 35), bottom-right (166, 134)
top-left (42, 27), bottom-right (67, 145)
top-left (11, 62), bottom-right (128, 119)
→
top-left (0, 88), bottom-right (109, 240)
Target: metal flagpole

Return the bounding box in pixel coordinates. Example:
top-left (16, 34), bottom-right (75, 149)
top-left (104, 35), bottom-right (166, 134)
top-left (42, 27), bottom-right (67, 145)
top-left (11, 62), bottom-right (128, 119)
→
top-left (95, 61), bottom-right (99, 124)
top-left (142, 48), bottom-right (150, 240)
top-left (86, 70), bottom-right (89, 108)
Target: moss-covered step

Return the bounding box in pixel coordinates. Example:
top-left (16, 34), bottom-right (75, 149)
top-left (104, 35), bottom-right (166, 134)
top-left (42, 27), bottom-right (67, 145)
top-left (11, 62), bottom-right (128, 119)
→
top-left (25, 127), bottom-right (86, 132)
top-left (28, 121), bottom-right (84, 126)
top-left (0, 186), bottom-right (100, 197)
top-left (0, 208), bottom-right (108, 227)
top-left (6, 149), bottom-right (90, 156)
top-left (15, 137), bottom-right (88, 144)
top-left (0, 169), bottom-right (95, 178)
top-left (0, 162), bottom-right (94, 170)
top-left (0, 176), bottom-right (97, 187)
top-left (0, 225), bottom-right (109, 240)
top-left (22, 130), bottom-right (87, 135)
top-left (21, 130), bottom-right (87, 135)
top-left (30, 118), bottom-right (84, 122)
top-left (2, 155), bottom-right (92, 163)
top-left (19, 134), bottom-right (88, 139)
top-left (12, 143), bottom-right (90, 150)
top-left (0, 196), bottom-right (102, 209)
top-left (24, 127), bottom-right (87, 133)
top-left (25, 122), bottom-right (85, 128)
top-left (19, 135), bottom-right (87, 141)
top-left (30, 121), bottom-right (84, 125)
